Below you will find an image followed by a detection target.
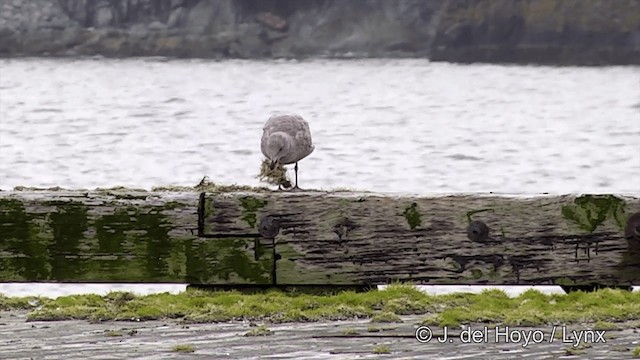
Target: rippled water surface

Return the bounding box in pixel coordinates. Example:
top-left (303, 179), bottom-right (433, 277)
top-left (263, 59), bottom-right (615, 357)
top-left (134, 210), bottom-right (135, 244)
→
top-left (1, 58), bottom-right (639, 194)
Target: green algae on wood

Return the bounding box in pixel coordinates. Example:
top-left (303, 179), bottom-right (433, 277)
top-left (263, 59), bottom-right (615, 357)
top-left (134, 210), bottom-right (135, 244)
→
top-left (561, 194), bottom-right (628, 233)
top-left (0, 188), bottom-right (274, 285)
top-left (187, 237), bottom-right (274, 285)
top-left (239, 196), bottom-right (267, 228)
top-left (402, 202), bottom-right (422, 230)
top-left (0, 191), bottom-right (207, 283)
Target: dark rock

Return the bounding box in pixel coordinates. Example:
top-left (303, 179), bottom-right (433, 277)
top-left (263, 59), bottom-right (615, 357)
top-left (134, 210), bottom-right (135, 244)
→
top-left (0, 27), bottom-right (18, 54)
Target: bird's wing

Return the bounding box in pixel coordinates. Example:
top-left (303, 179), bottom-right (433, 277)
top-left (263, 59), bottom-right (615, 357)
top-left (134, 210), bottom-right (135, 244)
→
top-left (260, 125), bottom-right (272, 158)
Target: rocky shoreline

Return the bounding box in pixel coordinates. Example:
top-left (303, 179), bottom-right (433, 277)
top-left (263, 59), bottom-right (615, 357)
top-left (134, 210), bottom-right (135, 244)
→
top-left (0, 0), bottom-right (639, 65)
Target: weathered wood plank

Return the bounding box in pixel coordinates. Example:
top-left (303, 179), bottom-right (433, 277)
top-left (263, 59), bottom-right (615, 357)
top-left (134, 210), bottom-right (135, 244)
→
top-left (0, 190), bottom-right (274, 284)
top-left (203, 192), bottom-right (640, 286)
top-left (2, 190), bottom-right (638, 286)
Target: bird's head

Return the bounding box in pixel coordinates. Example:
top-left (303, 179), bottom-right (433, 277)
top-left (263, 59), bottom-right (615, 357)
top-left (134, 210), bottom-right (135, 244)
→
top-left (265, 132), bottom-right (289, 167)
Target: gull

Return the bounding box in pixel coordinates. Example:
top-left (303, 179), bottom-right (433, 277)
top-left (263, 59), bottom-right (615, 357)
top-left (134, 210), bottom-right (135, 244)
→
top-left (261, 113), bottom-right (315, 190)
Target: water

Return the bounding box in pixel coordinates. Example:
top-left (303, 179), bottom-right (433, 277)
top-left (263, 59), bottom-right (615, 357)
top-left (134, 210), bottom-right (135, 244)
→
top-left (1, 58), bottom-right (639, 297)
top-left (1, 58), bottom-right (639, 194)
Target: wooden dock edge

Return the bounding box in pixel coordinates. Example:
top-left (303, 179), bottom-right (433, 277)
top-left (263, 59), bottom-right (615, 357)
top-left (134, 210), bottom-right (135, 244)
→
top-left (1, 189), bottom-right (639, 288)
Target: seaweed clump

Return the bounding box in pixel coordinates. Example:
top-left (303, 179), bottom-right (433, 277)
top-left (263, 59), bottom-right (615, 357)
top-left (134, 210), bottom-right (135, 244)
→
top-left (257, 159), bottom-right (292, 189)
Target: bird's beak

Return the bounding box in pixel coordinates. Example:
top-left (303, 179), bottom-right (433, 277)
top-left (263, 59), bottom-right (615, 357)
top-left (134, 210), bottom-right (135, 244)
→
top-left (270, 160), bottom-right (277, 170)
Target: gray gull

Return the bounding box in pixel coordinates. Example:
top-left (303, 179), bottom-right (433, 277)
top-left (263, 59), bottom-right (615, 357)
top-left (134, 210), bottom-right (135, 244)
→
top-left (260, 113), bottom-right (315, 190)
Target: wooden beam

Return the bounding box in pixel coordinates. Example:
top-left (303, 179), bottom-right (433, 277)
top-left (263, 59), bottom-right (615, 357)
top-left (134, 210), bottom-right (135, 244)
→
top-left (1, 189), bottom-right (638, 286)
top-left (202, 191), bottom-right (640, 286)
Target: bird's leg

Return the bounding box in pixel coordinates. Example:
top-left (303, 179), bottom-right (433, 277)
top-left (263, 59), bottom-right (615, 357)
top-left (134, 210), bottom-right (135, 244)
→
top-left (291, 162), bottom-right (302, 191)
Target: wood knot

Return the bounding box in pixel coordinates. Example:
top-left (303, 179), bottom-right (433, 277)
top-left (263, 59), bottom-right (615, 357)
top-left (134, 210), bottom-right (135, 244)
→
top-left (467, 220), bottom-right (489, 242)
top-left (258, 215), bottom-right (280, 239)
top-left (625, 212), bottom-right (640, 242)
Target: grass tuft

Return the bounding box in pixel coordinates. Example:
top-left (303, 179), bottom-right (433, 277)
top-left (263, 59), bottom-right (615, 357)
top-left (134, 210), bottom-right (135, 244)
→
top-left (372, 344), bottom-right (391, 354)
top-left (370, 311), bottom-right (403, 323)
top-left (244, 324), bottom-right (273, 337)
top-left (343, 327), bottom-right (359, 335)
top-left (171, 344), bottom-right (195, 353)
top-left (104, 330), bottom-right (123, 337)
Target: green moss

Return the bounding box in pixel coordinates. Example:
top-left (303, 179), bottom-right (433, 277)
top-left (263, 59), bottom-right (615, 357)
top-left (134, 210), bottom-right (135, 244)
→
top-left (632, 347), bottom-right (640, 358)
top-left (0, 198), bottom-right (53, 280)
top-left (0, 294), bottom-right (43, 310)
top-left (203, 196), bottom-right (215, 219)
top-left (0, 196), bottom-right (199, 283)
top-left (402, 202), bottom-right (422, 230)
top-left (188, 237), bottom-right (273, 284)
top-left (239, 196), bottom-right (267, 228)
top-left (592, 321), bottom-right (618, 331)
top-left (7, 284), bottom-right (636, 327)
top-left (93, 206), bottom-right (176, 281)
top-left (470, 269), bottom-right (483, 279)
top-left (367, 325), bottom-right (381, 332)
top-left (46, 202), bottom-right (89, 280)
top-left (381, 295), bottom-right (429, 315)
top-left (425, 288), bottom-right (640, 328)
top-left (561, 194), bottom-right (627, 233)
top-left (553, 277), bottom-right (577, 286)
